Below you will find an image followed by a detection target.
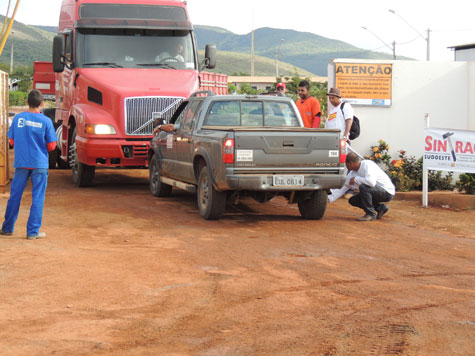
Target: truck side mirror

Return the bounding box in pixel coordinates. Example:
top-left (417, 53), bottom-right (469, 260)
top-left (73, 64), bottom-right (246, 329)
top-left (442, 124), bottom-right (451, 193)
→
top-left (52, 35), bottom-right (65, 73)
top-left (204, 44), bottom-right (216, 69)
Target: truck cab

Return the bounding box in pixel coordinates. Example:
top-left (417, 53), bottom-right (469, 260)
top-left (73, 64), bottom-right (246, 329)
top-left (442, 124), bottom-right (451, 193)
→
top-left (52, 0), bottom-right (217, 186)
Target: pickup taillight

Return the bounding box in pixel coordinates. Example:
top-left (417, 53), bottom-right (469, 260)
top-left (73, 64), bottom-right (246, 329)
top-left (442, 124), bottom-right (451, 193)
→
top-left (223, 138), bottom-right (235, 164)
top-left (339, 139), bottom-right (347, 163)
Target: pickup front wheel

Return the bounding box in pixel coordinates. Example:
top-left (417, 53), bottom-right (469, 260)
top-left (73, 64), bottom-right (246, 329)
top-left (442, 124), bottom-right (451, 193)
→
top-left (149, 155), bottom-right (172, 197)
top-left (197, 166), bottom-right (226, 220)
top-left (298, 190), bottom-right (327, 220)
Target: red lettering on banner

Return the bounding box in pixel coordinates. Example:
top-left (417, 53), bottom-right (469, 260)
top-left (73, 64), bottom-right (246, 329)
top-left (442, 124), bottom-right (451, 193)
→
top-left (435, 140), bottom-right (447, 152)
top-left (463, 141), bottom-right (474, 154)
top-left (455, 141), bottom-right (463, 153)
top-left (425, 136), bottom-right (433, 151)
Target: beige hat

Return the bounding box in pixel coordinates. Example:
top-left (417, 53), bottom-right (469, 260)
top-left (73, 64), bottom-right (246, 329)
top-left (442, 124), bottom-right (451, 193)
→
top-left (327, 88), bottom-right (341, 98)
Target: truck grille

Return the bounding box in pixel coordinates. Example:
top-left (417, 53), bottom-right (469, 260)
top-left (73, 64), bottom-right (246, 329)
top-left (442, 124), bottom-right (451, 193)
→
top-left (124, 96), bottom-right (184, 135)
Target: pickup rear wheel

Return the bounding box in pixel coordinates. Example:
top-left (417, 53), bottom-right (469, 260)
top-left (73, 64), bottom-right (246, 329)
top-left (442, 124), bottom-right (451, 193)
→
top-left (298, 190), bottom-right (328, 220)
top-left (70, 127), bottom-right (95, 187)
top-left (197, 166), bottom-right (226, 220)
top-left (149, 155), bottom-right (172, 197)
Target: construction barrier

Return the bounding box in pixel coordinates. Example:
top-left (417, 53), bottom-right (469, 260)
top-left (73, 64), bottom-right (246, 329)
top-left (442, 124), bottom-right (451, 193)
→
top-left (0, 70), bottom-right (10, 192)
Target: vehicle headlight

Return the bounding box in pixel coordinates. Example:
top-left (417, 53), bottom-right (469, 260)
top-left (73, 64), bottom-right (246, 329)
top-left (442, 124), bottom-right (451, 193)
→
top-left (85, 124), bottom-right (116, 135)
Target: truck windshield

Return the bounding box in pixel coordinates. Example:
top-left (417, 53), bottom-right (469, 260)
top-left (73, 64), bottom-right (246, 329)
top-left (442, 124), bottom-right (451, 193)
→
top-left (76, 29), bottom-right (196, 70)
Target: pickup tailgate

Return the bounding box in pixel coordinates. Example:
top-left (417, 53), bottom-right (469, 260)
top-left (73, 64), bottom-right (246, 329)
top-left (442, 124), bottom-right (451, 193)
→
top-left (232, 128), bottom-right (342, 173)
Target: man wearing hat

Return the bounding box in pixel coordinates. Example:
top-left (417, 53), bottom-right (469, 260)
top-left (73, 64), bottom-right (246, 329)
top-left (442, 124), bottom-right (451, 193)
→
top-left (276, 82), bottom-right (287, 95)
top-left (325, 87), bottom-right (353, 142)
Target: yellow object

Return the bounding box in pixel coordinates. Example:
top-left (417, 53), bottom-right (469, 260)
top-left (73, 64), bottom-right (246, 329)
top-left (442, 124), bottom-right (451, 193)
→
top-left (0, 0), bottom-right (21, 57)
top-left (0, 70), bottom-right (10, 192)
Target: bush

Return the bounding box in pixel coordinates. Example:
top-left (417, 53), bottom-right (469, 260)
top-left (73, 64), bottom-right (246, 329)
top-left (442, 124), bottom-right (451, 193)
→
top-left (366, 141), bottom-right (454, 192)
top-left (456, 173), bottom-right (475, 195)
top-left (365, 139), bottom-right (391, 165)
top-left (9, 91), bottom-right (27, 106)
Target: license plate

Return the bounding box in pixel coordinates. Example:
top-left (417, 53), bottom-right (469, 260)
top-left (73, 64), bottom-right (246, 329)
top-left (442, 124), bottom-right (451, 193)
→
top-left (273, 175), bottom-right (304, 187)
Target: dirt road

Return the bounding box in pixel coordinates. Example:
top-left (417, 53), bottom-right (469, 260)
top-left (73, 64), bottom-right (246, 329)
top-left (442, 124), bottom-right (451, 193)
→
top-left (0, 169), bottom-right (474, 356)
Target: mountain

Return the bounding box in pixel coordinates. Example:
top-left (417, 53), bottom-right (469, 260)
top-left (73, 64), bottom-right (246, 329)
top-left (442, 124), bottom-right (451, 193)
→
top-left (0, 15), bottom-right (55, 68)
top-left (198, 50), bottom-right (315, 77)
top-left (194, 26), bottom-right (400, 76)
top-left (1, 20), bottom-right (400, 76)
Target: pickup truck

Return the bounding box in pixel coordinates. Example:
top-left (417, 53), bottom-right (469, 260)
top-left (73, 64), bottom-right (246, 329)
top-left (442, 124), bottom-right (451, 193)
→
top-left (148, 92), bottom-right (347, 220)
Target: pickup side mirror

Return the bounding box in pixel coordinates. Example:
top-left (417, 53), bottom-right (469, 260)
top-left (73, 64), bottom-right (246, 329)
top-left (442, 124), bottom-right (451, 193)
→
top-left (52, 35), bottom-right (65, 73)
top-left (204, 44), bottom-right (216, 69)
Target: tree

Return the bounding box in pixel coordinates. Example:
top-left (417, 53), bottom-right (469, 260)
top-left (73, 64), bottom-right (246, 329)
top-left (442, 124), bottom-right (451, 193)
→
top-left (11, 65), bottom-right (33, 92)
top-left (238, 82), bottom-right (258, 95)
top-left (228, 83), bottom-right (237, 94)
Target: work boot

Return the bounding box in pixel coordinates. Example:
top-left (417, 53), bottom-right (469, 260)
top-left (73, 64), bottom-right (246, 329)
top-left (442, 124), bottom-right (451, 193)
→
top-left (0, 229), bottom-right (12, 236)
top-left (376, 205), bottom-right (389, 220)
top-left (26, 232), bottom-right (46, 240)
top-left (357, 214), bottom-right (376, 221)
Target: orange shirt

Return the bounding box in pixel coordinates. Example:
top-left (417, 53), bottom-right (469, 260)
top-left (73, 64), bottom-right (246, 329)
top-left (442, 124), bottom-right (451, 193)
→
top-left (296, 96), bottom-right (321, 128)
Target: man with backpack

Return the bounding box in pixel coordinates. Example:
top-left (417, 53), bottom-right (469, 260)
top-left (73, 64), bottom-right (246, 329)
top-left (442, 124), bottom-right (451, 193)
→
top-left (325, 87), bottom-right (354, 142)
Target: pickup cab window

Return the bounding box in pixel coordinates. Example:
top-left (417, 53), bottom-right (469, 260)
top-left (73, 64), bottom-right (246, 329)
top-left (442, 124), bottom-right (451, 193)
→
top-left (182, 100), bottom-right (204, 130)
top-left (204, 100), bottom-right (299, 127)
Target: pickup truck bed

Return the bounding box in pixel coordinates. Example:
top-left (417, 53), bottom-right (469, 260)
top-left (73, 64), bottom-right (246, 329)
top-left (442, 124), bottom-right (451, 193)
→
top-left (149, 92), bottom-right (347, 220)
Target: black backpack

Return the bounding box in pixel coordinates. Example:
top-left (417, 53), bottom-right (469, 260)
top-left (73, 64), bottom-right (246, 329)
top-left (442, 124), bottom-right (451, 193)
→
top-left (340, 102), bottom-right (360, 140)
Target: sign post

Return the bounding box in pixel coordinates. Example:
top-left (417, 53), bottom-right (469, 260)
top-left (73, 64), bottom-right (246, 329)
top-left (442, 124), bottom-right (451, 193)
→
top-left (422, 114), bottom-right (430, 207)
top-left (423, 125), bottom-right (475, 206)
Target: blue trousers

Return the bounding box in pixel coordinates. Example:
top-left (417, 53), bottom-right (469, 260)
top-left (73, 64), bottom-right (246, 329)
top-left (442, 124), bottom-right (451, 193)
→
top-left (2, 168), bottom-right (49, 237)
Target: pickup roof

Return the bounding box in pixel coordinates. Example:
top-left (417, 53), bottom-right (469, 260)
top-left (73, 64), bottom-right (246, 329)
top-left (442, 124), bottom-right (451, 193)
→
top-left (148, 92), bottom-right (347, 220)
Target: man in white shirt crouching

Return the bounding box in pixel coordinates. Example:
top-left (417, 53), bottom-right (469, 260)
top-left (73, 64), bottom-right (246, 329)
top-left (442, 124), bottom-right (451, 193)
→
top-left (335, 152), bottom-right (395, 221)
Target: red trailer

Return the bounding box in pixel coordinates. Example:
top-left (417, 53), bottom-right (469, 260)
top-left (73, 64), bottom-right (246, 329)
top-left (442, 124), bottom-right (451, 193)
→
top-left (33, 61), bottom-right (55, 101)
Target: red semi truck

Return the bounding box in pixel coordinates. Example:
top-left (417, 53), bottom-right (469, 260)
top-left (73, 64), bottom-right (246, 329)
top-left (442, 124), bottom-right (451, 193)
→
top-left (48, 0), bottom-right (227, 186)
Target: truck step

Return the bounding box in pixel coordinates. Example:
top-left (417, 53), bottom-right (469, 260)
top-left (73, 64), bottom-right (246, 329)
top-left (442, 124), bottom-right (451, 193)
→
top-left (161, 177), bottom-right (196, 193)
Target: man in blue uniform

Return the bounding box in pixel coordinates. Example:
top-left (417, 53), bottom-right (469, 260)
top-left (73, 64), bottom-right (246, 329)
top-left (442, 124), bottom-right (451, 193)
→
top-left (1, 90), bottom-right (57, 239)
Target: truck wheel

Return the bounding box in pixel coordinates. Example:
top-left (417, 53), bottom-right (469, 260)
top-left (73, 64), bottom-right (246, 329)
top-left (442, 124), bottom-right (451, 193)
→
top-left (298, 190), bottom-right (327, 220)
top-left (55, 125), bottom-right (70, 169)
top-left (69, 127), bottom-right (95, 187)
top-left (149, 155), bottom-right (171, 197)
top-left (197, 165), bottom-right (226, 220)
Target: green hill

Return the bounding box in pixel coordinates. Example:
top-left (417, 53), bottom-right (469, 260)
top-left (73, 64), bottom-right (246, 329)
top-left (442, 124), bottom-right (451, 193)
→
top-left (0, 15), bottom-right (54, 68)
top-left (194, 26), bottom-right (405, 76)
top-left (1, 21), bottom-right (405, 76)
top-left (198, 50), bottom-right (316, 77)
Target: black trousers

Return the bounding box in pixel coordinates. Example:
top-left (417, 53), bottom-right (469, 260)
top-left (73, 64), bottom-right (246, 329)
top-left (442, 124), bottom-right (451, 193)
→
top-left (349, 184), bottom-right (394, 216)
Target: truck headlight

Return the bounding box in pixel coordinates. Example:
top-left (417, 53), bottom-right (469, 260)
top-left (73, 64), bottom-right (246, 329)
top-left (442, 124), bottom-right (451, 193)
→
top-left (85, 124), bottom-right (116, 135)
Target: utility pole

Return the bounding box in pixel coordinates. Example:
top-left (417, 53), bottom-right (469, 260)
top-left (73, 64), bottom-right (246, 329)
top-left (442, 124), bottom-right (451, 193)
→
top-left (362, 26), bottom-right (396, 60)
top-left (10, 31), bottom-right (14, 73)
top-left (250, 29), bottom-right (255, 77)
top-left (275, 38), bottom-right (284, 78)
top-left (389, 9), bottom-right (430, 61)
top-left (426, 28), bottom-right (430, 61)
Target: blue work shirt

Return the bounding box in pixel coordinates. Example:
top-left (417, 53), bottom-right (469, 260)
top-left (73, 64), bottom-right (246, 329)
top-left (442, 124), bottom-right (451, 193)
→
top-left (8, 111), bottom-right (57, 169)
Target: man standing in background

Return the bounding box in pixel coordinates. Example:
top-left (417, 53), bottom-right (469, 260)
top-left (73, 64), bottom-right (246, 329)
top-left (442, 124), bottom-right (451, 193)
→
top-left (276, 82), bottom-right (287, 95)
top-left (296, 80), bottom-right (321, 128)
top-left (0, 90), bottom-right (57, 239)
top-left (325, 87), bottom-right (353, 142)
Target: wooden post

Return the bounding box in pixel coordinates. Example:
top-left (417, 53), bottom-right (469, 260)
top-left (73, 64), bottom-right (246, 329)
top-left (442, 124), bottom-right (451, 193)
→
top-left (0, 70), bottom-right (10, 193)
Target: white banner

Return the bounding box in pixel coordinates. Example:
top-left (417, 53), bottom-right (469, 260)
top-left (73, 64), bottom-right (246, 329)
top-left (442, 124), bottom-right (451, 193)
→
top-left (424, 127), bottom-right (475, 173)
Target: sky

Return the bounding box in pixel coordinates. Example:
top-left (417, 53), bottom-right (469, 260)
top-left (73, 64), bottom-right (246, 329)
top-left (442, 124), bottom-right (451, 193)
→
top-left (2, 0), bottom-right (475, 62)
